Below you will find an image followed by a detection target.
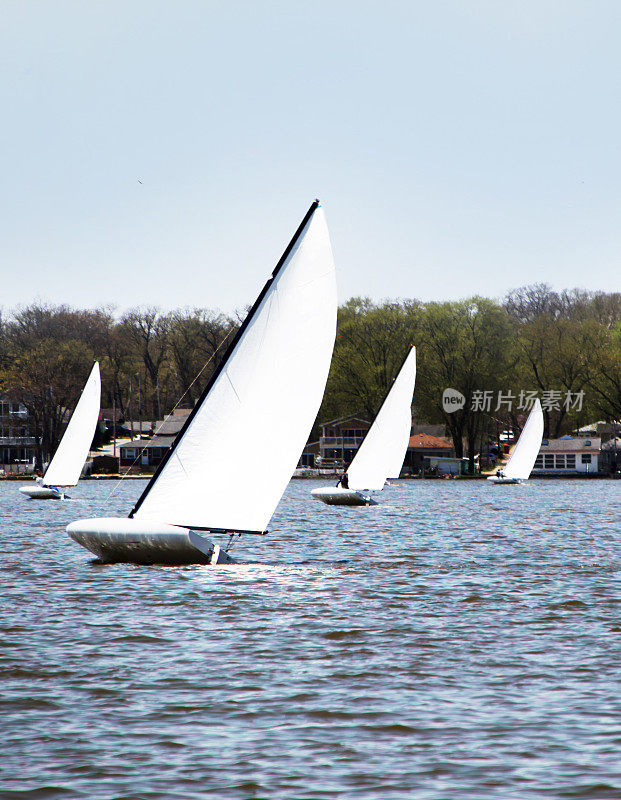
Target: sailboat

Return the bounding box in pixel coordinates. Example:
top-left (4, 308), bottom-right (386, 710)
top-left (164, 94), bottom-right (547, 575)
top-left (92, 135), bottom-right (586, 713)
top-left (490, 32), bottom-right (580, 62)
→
top-left (20, 362), bottom-right (101, 499)
top-left (487, 398), bottom-right (544, 484)
top-left (67, 200), bottom-right (337, 565)
top-left (311, 346), bottom-right (417, 506)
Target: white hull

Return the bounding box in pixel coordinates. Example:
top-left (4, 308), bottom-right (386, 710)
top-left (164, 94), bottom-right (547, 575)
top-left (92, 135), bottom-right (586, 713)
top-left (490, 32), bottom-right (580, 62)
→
top-left (19, 485), bottom-right (63, 500)
top-left (66, 518), bottom-right (235, 565)
top-left (310, 487), bottom-right (377, 506)
top-left (487, 476), bottom-right (522, 484)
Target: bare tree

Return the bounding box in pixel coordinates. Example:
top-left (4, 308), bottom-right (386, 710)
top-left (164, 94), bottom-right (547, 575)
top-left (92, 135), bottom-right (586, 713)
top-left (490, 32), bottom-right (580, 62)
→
top-left (120, 308), bottom-right (171, 419)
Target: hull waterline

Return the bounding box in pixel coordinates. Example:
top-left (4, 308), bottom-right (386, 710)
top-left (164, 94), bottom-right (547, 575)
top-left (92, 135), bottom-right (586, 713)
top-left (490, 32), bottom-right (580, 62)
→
top-left (67, 518), bottom-right (235, 565)
top-left (487, 476), bottom-right (522, 484)
top-left (19, 485), bottom-right (63, 500)
top-left (310, 487), bottom-right (377, 506)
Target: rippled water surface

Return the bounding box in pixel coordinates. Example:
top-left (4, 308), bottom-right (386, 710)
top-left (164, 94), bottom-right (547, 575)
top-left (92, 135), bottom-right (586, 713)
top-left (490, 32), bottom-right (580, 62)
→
top-left (1, 477), bottom-right (620, 799)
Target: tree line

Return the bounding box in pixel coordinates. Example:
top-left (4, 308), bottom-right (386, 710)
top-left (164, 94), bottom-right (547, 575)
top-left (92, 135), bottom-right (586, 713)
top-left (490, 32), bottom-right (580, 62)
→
top-left (0, 305), bottom-right (237, 467)
top-left (0, 284), bottom-right (619, 470)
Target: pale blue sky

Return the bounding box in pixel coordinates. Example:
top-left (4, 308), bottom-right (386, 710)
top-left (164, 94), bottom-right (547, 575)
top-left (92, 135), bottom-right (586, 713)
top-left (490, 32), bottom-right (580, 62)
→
top-left (1, 1), bottom-right (619, 315)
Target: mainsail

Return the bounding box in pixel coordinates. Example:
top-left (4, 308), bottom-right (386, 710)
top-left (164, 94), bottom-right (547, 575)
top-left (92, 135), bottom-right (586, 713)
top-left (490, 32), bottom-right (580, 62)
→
top-left (43, 361), bottom-right (101, 487)
top-left (130, 201), bottom-right (337, 533)
top-left (503, 398), bottom-right (544, 481)
top-left (346, 346), bottom-right (417, 492)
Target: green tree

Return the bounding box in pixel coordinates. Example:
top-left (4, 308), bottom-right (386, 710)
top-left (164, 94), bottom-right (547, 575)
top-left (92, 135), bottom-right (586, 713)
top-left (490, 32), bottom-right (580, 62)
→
top-left (505, 285), bottom-right (621, 436)
top-left (319, 298), bottom-right (421, 426)
top-left (416, 298), bottom-right (515, 472)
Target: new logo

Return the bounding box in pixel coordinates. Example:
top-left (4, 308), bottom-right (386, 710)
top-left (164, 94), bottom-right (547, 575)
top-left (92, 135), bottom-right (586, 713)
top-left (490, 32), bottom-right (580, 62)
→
top-left (442, 388), bottom-right (465, 413)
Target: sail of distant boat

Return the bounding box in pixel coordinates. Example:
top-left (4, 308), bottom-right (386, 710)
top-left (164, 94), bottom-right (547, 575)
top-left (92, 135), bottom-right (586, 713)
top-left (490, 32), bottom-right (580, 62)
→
top-left (67, 200), bottom-right (338, 563)
top-left (311, 345), bottom-right (416, 505)
top-left (347, 346), bottom-right (417, 491)
top-left (488, 398), bottom-right (544, 484)
top-left (20, 361), bottom-right (100, 499)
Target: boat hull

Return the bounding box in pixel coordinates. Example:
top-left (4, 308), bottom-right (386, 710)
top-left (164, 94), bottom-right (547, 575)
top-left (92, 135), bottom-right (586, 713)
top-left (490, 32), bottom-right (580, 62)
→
top-left (19, 485), bottom-right (63, 500)
top-left (487, 476), bottom-right (522, 484)
top-left (67, 518), bottom-right (235, 565)
top-left (310, 487), bottom-right (377, 506)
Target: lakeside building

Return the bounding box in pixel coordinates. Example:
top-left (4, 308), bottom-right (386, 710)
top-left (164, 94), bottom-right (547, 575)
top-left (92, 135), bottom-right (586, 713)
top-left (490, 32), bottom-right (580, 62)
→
top-left (0, 397), bottom-right (37, 474)
top-left (298, 440), bottom-right (320, 468)
top-left (118, 409), bottom-right (191, 469)
top-left (532, 437), bottom-right (601, 474)
top-left (298, 415), bottom-right (452, 475)
top-left (426, 456), bottom-right (469, 476)
top-left (403, 432), bottom-right (455, 474)
top-left (313, 416), bottom-right (372, 469)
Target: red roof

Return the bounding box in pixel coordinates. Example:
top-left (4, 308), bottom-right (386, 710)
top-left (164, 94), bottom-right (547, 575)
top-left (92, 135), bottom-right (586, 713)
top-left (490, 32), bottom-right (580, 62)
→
top-left (408, 433), bottom-right (453, 449)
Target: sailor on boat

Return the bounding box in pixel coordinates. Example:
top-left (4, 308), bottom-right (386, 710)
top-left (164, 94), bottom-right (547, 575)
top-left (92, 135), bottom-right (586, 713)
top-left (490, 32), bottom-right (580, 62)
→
top-left (337, 472), bottom-right (349, 489)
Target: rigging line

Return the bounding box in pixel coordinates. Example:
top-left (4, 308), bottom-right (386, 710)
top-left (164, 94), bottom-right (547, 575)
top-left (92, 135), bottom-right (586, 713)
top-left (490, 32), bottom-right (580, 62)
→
top-left (97, 329), bottom-right (235, 513)
top-left (225, 533), bottom-right (242, 554)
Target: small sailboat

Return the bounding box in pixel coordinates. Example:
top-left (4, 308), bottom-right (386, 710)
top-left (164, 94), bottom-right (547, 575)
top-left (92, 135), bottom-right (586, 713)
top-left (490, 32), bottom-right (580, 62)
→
top-left (67, 200), bottom-right (337, 564)
top-left (487, 398), bottom-right (544, 484)
top-left (20, 362), bottom-right (101, 499)
top-left (311, 346), bottom-right (417, 506)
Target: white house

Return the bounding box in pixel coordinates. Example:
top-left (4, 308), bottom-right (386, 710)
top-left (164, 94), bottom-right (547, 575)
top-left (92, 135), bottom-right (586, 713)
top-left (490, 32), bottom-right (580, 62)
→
top-left (532, 437), bottom-right (601, 474)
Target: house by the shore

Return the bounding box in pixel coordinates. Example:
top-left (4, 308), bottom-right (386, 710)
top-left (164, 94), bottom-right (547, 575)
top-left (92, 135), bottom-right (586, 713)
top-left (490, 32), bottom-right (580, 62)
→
top-left (298, 414), bottom-right (453, 476)
top-left (304, 416), bottom-right (372, 470)
top-left (403, 431), bottom-right (455, 474)
top-left (118, 409), bottom-right (191, 469)
top-left (532, 437), bottom-right (601, 474)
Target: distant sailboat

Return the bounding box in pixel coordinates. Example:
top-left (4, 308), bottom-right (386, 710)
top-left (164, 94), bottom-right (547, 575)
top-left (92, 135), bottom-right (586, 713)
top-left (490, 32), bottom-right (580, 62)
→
top-left (67, 200), bottom-right (337, 564)
top-left (311, 346), bottom-right (417, 506)
top-left (487, 398), bottom-right (544, 484)
top-left (20, 362), bottom-right (101, 500)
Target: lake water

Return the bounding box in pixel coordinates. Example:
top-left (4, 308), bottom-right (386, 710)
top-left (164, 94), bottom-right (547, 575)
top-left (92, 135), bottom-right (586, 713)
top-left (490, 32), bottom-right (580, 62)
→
top-left (1, 478), bottom-right (620, 799)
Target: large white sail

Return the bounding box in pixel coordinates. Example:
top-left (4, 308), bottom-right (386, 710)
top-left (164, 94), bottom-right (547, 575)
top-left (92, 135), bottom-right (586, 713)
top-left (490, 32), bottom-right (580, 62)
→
top-left (346, 346), bottom-right (416, 492)
top-left (43, 362), bottom-right (101, 487)
top-left (131, 203), bottom-right (337, 533)
top-left (503, 398), bottom-right (544, 480)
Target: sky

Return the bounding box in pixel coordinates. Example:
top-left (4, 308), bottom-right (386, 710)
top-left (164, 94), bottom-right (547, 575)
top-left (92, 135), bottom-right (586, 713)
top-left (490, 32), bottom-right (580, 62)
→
top-left (1, 0), bottom-right (620, 316)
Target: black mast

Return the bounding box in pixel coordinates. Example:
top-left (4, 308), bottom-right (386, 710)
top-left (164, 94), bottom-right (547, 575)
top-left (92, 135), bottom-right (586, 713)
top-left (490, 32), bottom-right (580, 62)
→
top-left (129, 199), bottom-right (321, 522)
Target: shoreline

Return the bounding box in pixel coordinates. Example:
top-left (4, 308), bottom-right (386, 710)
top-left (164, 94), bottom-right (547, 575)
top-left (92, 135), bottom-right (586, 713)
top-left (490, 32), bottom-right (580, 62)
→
top-left (1, 473), bottom-right (617, 482)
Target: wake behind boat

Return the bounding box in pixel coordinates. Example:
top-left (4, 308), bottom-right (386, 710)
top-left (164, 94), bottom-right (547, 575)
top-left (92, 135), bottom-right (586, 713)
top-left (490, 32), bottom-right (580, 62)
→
top-left (20, 362), bottom-right (101, 500)
top-left (312, 346), bottom-right (416, 506)
top-left (487, 398), bottom-right (544, 484)
top-left (68, 200), bottom-right (338, 565)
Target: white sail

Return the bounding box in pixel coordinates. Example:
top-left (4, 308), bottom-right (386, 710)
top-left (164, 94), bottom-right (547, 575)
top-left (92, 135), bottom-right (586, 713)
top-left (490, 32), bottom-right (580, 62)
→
top-left (346, 346), bottom-right (416, 492)
top-left (132, 204), bottom-right (337, 532)
top-left (43, 362), bottom-right (101, 487)
top-left (503, 398), bottom-right (544, 480)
